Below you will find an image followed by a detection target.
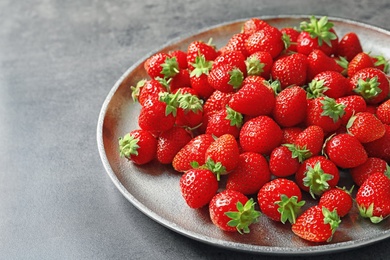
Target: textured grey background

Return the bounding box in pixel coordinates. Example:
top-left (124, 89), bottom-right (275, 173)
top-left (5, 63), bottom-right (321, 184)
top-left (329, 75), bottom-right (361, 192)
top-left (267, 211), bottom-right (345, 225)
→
top-left (1, 0), bottom-right (389, 259)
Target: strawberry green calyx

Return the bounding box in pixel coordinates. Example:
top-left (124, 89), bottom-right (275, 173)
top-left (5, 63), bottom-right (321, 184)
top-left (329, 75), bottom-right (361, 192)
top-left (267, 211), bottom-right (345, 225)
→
top-left (303, 162), bottom-right (334, 198)
top-left (178, 93), bottom-right (204, 113)
top-left (130, 79), bottom-right (147, 102)
top-left (373, 55), bottom-right (389, 74)
top-left (159, 91), bottom-right (180, 116)
top-left (284, 143), bottom-right (311, 163)
top-left (118, 133), bottom-right (140, 158)
top-left (228, 68), bottom-right (244, 90)
top-left (320, 96), bottom-right (346, 123)
top-left (245, 56), bottom-right (265, 76)
top-left (225, 106), bottom-right (243, 128)
top-left (358, 203), bottom-right (384, 224)
top-left (265, 79), bottom-right (282, 95)
top-left (354, 76), bottom-right (382, 100)
top-left (307, 79), bottom-right (329, 99)
top-left (161, 57), bottom-right (179, 79)
top-left (276, 194), bottom-right (305, 224)
top-left (300, 16), bottom-right (337, 47)
top-left (322, 207), bottom-right (341, 242)
top-left (156, 77), bottom-right (172, 91)
top-left (282, 32), bottom-right (292, 50)
top-left (225, 198), bottom-right (261, 234)
top-left (190, 54), bottom-right (213, 77)
top-left (205, 157), bottom-right (226, 181)
top-left (336, 56), bottom-right (349, 76)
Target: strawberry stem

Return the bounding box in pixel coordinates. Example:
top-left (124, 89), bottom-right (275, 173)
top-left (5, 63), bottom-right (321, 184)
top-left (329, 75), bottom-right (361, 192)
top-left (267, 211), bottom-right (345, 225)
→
top-left (322, 207), bottom-right (341, 242)
top-left (300, 16), bottom-right (337, 47)
top-left (306, 79), bottom-right (329, 99)
top-left (284, 143), bottom-right (311, 163)
top-left (320, 96), bottom-right (345, 123)
top-left (161, 57), bottom-right (179, 79)
top-left (118, 133), bottom-right (140, 158)
top-left (130, 79), bottom-right (147, 102)
top-left (228, 68), bottom-right (244, 90)
top-left (276, 194), bottom-right (305, 224)
top-left (178, 93), bottom-right (204, 113)
top-left (354, 76), bottom-right (382, 100)
top-left (225, 106), bottom-right (243, 128)
top-left (245, 56), bottom-right (265, 76)
top-left (190, 54), bottom-right (213, 77)
top-left (225, 198), bottom-right (261, 234)
top-left (303, 162), bottom-right (334, 198)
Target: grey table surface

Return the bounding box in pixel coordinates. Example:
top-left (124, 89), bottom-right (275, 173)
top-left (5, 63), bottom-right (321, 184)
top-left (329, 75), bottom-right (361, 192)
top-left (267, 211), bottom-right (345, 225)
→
top-left (1, 0), bottom-right (390, 259)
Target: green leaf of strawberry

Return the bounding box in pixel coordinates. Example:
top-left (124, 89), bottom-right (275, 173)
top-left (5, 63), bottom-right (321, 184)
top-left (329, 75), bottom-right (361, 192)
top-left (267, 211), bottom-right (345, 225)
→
top-left (320, 96), bottom-right (346, 123)
top-left (225, 198), bottom-right (261, 234)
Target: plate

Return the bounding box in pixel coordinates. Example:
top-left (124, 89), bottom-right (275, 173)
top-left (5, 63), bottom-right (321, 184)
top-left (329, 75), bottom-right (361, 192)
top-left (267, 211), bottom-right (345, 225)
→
top-left (97, 15), bottom-right (390, 255)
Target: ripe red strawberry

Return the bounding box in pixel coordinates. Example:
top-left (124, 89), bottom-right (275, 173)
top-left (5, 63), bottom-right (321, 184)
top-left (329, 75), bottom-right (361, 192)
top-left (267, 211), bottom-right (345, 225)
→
top-left (189, 54), bottom-right (215, 99)
top-left (226, 152), bottom-right (271, 195)
top-left (245, 25), bottom-right (284, 58)
top-left (180, 168), bottom-right (218, 208)
top-left (156, 127), bottom-right (192, 164)
top-left (297, 16), bottom-right (338, 56)
top-left (292, 205), bottom-right (341, 242)
top-left (242, 18), bottom-right (269, 35)
top-left (272, 85), bottom-right (307, 127)
top-left (144, 52), bottom-right (174, 79)
top-left (203, 90), bottom-right (233, 117)
top-left (346, 112), bottom-right (386, 143)
top-left (257, 178), bottom-right (305, 224)
top-left (187, 40), bottom-right (218, 70)
top-left (169, 50), bottom-right (188, 69)
top-left (280, 27), bottom-right (300, 53)
top-left (295, 156), bottom-right (340, 198)
top-left (228, 81), bottom-right (275, 116)
top-left (172, 134), bottom-right (214, 172)
top-left (364, 124), bottom-right (390, 163)
top-left (242, 75), bottom-right (267, 86)
top-left (204, 134), bottom-right (240, 179)
top-left (118, 129), bottom-right (157, 165)
top-left (174, 91), bottom-right (204, 128)
top-left (212, 50), bottom-right (247, 75)
top-left (205, 106), bottom-right (242, 138)
top-left (286, 125), bottom-right (324, 163)
top-left (131, 79), bottom-right (166, 106)
top-left (350, 157), bottom-right (389, 186)
top-left (209, 189), bottom-right (260, 233)
top-left (208, 63), bottom-right (244, 93)
top-left (337, 32), bottom-right (363, 61)
top-left (376, 99), bottom-right (390, 125)
top-left (307, 71), bottom-right (349, 99)
top-left (306, 49), bottom-right (344, 81)
top-left (168, 69), bottom-right (191, 92)
top-left (245, 51), bottom-right (273, 79)
top-left (281, 127), bottom-right (303, 144)
top-left (305, 96), bottom-right (345, 133)
top-left (347, 52), bottom-right (375, 78)
top-left (221, 33), bottom-right (251, 57)
top-left (319, 187), bottom-right (353, 217)
top-left (239, 116), bottom-right (283, 156)
top-left (349, 67), bottom-right (390, 104)
top-left (269, 146), bottom-right (300, 177)
top-left (271, 53), bottom-right (308, 89)
top-left (324, 133), bottom-right (368, 168)
top-left (356, 169), bottom-right (390, 223)
top-left (336, 95), bottom-right (367, 125)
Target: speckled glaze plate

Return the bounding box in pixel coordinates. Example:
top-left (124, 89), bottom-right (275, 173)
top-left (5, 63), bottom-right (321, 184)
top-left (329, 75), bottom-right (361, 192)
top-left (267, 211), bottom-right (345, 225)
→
top-left (97, 16), bottom-right (390, 255)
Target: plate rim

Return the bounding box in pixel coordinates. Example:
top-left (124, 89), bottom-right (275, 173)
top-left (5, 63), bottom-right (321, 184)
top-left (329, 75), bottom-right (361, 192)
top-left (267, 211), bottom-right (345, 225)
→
top-left (96, 15), bottom-right (390, 256)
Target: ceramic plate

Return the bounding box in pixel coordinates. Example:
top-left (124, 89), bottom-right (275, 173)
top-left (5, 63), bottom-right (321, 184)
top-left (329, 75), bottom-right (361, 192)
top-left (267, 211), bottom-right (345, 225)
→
top-left (97, 15), bottom-right (390, 255)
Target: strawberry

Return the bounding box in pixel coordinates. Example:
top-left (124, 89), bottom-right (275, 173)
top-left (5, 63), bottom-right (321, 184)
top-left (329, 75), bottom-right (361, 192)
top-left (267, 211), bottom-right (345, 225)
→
top-left (180, 168), bottom-right (219, 209)
top-left (286, 125), bottom-right (324, 163)
top-left (297, 16), bottom-right (338, 56)
top-left (355, 169), bottom-right (390, 223)
top-left (324, 133), bottom-right (368, 168)
top-left (271, 53), bottom-right (308, 89)
top-left (245, 25), bottom-right (284, 58)
top-left (156, 126), bottom-right (192, 164)
top-left (204, 134), bottom-right (240, 179)
top-left (242, 75), bottom-right (267, 86)
top-left (187, 40), bottom-right (218, 70)
top-left (305, 96), bottom-right (345, 133)
top-left (205, 106), bottom-right (242, 138)
top-left (131, 79), bottom-right (166, 106)
top-left (347, 52), bottom-right (375, 78)
top-left (346, 112), bottom-right (386, 143)
top-left (307, 71), bottom-right (349, 99)
top-left (169, 50), bottom-right (188, 70)
top-left (209, 189), bottom-right (260, 233)
top-left (208, 63), bottom-right (244, 93)
top-left (280, 27), bottom-right (300, 53)
top-left (245, 51), bottom-right (273, 79)
top-left (376, 99), bottom-right (390, 125)
top-left (169, 69), bottom-right (191, 92)
top-left (306, 49), bottom-right (344, 81)
top-left (203, 90), bottom-right (233, 117)
top-left (221, 33), bottom-right (251, 57)
top-left (144, 52), bottom-right (179, 79)
top-left (364, 125), bottom-right (390, 163)
top-left (269, 146), bottom-right (300, 177)
top-left (372, 54), bottom-right (390, 74)
top-left (228, 81), bottom-right (275, 116)
top-left (189, 54), bottom-right (215, 99)
top-left (292, 205), bottom-right (341, 242)
top-left (336, 95), bottom-right (367, 125)
top-left (172, 134), bottom-right (214, 172)
top-left (118, 129), bottom-right (157, 165)
top-left (272, 85), bottom-right (307, 127)
top-left (350, 157), bottom-right (389, 186)
top-left (226, 152), bottom-right (271, 195)
top-left (212, 50), bottom-right (247, 76)
top-left (174, 91), bottom-right (204, 128)
top-left (295, 155), bottom-right (340, 198)
top-left (337, 32), bottom-right (363, 61)
top-left (239, 116), bottom-right (283, 156)
top-left (349, 67), bottom-right (390, 105)
top-left (319, 187), bottom-right (353, 217)
top-left (257, 178), bottom-right (305, 224)
top-left (281, 127), bottom-right (303, 144)
top-left (242, 18), bottom-right (269, 35)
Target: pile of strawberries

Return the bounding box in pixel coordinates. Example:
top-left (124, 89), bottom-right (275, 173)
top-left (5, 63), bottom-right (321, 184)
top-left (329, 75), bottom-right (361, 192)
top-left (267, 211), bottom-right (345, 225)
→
top-left (118, 16), bottom-right (390, 243)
